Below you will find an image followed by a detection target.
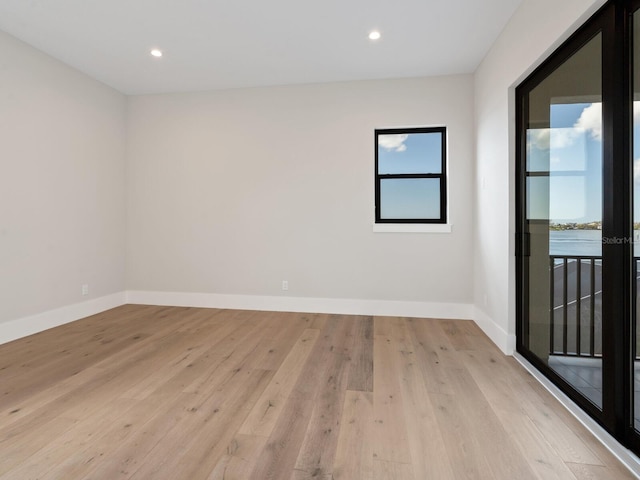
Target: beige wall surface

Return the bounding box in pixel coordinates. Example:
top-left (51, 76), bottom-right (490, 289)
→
top-left (126, 76), bottom-right (475, 304)
top-left (0, 31), bottom-right (127, 324)
top-left (5, 0), bottom-right (607, 347)
top-left (473, 0), bottom-right (606, 351)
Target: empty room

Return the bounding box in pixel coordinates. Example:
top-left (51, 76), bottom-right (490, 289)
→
top-left (2, 0), bottom-right (640, 478)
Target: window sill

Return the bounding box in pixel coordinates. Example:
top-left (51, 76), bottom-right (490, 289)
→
top-left (372, 223), bottom-right (453, 233)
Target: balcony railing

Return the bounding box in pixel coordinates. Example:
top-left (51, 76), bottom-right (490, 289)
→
top-left (550, 255), bottom-right (602, 358)
top-left (549, 255), bottom-right (640, 365)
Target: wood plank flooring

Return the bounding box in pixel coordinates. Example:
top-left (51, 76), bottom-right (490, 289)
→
top-left (0, 305), bottom-right (634, 479)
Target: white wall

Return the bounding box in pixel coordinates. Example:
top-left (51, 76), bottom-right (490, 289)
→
top-left (0, 31), bottom-right (127, 332)
top-left (126, 76), bottom-right (475, 314)
top-left (473, 0), bottom-right (606, 353)
top-left (5, 0), bottom-right (606, 349)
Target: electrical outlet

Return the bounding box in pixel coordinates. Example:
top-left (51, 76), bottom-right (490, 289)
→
top-left (282, 280), bottom-right (289, 291)
top-left (82, 284), bottom-right (89, 296)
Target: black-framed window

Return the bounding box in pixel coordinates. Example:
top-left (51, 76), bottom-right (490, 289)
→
top-left (374, 126), bottom-right (447, 224)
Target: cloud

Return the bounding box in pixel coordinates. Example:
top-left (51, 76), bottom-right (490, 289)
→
top-left (528, 127), bottom-right (582, 151)
top-left (575, 103), bottom-right (602, 140)
top-left (529, 102), bottom-right (603, 152)
top-left (379, 134), bottom-right (408, 152)
top-left (528, 129), bottom-right (549, 151)
top-left (635, 158), bottom-right (640, 183)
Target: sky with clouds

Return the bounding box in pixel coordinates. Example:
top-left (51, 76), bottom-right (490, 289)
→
top-left (527, 101), bottom-right (640, 224)
top-left (377, 131), bottom-right (443, 219)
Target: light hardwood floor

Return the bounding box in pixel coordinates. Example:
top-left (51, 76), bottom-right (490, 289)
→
top-left (0, 305), bottom-right (634, 479)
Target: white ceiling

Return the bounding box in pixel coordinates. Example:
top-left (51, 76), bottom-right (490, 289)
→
top-left (0, 0), bottom-right (524, 95)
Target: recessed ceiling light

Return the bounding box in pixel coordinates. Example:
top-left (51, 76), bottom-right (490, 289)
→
top-left (369, 31), bottom-right (381, 41)
top-left (150, 49), bottom-right (163, 58)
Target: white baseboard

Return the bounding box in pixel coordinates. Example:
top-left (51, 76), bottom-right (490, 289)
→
top-left (0, 292), bottom-right (127, 346)
top-left (126, 290), bottom-right (474, 321)
top-left (1, 291), bottom-right (499, 352)
top-left (514, 352), bottom-right (640, 479)
top-left (473, 306), bottom-right (516, 355)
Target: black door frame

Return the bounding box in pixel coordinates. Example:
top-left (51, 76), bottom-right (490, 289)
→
top-left (516, 0), bottom-right (640, 452)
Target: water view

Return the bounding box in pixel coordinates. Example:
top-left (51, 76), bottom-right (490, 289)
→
top-left (550, 229), bottom-right (640, 256)
top-left (549, 229), bottom-right (601, 256)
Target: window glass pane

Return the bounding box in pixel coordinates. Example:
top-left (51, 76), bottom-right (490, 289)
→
top-left (378, 132), bottom-right (442, 174)
top-left (550, 175), bottom-right (588, 220)
top-left (527, 103), bottom-right (599, 173)
top-left (527, 129), bottom-right (552, 172)
top-left (526, 176), bottom-right (549, 220)
top-left (380, 178), bottom-right (440, 219)
top-left (523, 31), bottom-right (602, 409)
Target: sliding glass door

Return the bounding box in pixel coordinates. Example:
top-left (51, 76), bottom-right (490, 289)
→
top-left (517, 0), bottom-right (640, 452)
top-left (521, 30), bottom-right (604, 408)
